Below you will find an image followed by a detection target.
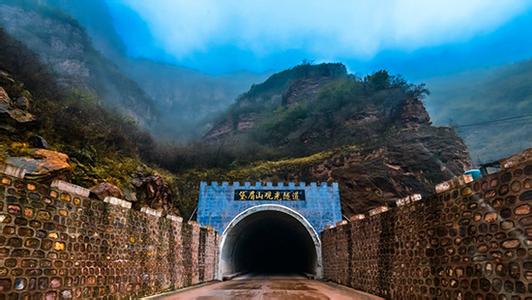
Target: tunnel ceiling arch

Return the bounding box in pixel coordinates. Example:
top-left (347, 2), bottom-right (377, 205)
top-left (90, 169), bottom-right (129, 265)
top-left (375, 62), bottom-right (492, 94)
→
top-left (218, 204), bottom-right (323, 279)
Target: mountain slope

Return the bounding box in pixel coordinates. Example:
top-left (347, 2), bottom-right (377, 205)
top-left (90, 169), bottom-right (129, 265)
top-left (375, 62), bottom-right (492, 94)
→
top-left (172, 63), bottom-right (472, 217)
top-left (37, 0), bottom-right (267, 139)
top-left (0, 0), bottom-right (157, 125)
top-left (121, 59), bottom-right (267, 139)
top-left (425, 60), bottom-right (532, 162)
top-left (0, 25), bottom-right (185, 215)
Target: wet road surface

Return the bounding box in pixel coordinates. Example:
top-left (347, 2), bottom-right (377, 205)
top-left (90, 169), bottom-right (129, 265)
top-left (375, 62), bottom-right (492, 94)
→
top-left (155, 275), bottom-right (383, 300)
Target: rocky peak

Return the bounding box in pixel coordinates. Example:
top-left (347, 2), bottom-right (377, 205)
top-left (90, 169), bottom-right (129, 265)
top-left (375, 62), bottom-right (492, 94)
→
top-left (396, 97), bottom-right (431, 128)
top-left (238, 63), bottom-right (347, 106)
top-left (204, 63), bottom-right (349, 141)
top-left (282, 76), bottom-right (336, 106)
top-left (204, 66), bottom-right (445, 159)
top-left (194, 65), bottom-right (472, 217)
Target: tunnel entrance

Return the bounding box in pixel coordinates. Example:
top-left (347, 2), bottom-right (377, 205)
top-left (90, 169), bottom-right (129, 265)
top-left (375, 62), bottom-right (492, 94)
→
top-left (219, 205), bottom-right (321, 279)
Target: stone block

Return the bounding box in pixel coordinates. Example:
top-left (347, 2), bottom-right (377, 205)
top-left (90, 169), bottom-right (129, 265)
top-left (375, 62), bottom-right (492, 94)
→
top-left (140, 206), bottom-right (162, 217)
top-left (368, 205), bottom-right (389, 216)
top-left (0, 163), bottom-right (26, 178)
top-left (51, 180), bottom-right (90, 197)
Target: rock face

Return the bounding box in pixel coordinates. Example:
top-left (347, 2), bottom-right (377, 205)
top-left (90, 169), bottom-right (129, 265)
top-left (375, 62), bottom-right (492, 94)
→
top-left (132, 173), bottom-right (178, 215)
top-left (396, 97), bottom-right (431, 128)
top-left (28, 135), bottom-right (49, 149)
top-left (218, 129), bottom-right (470, 215)
top-left (15, 96), bottom-right (30, 110)
top-left (6, 148), bottom-right (71, 182)
top-left (0, 85), bottom-right (9, 102)
top-left (0, 86), bottom-right (35, 124)
top-left (90, 182), bottom-right (124, 201)
top-left (0, 3), bottom-right (157, 126)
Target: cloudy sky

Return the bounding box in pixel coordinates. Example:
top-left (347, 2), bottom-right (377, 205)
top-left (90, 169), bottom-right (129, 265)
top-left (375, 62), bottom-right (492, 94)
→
top-left (106, 0), bottom-right (532, 76)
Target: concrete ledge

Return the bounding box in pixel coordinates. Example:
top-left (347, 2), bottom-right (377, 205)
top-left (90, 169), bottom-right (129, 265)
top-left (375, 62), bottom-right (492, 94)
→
top-left (103, 196), bottom-right (132, 209)
top-left (349, 214), bottom-right (366, 221)
top-left (141, 207), bottom-right (162, 217)
top-left (166, 214), bottom-right (183, 222)
top-left (395, 193), bottom-right (422, 207)
top-left (321, 280), bottom-right (384, 300)
top-left (201, 180), bottom-right (339, 187)
top-left (435, 174), bottom-right (473, 194)
top-left (0, 163), bottom-right (26, 179)
top-left (368, 206), bottom-right (389, 216)
top-left (51, 180), bottom-right (90, 197)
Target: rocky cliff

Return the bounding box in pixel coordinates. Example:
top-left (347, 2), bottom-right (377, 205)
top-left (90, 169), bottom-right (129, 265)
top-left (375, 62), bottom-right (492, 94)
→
top-left (192, 64), bottom-right (472, 216)
top-left (0, 0), bottom-right (157, 126)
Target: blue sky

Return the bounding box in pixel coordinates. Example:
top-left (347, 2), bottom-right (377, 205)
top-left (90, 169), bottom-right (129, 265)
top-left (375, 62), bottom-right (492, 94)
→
top-left (106, 0), bottom-right (532, 77)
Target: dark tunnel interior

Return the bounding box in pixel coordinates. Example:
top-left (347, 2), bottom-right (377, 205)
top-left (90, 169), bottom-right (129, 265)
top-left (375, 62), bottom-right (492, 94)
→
top-left (222, 210), bottom-right (318, 276)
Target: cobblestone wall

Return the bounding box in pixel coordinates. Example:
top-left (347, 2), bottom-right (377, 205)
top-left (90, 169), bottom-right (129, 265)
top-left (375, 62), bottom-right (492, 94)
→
top-left (322, 161), bottom-right (531, 299)
top-left (0, 175), bottom-right (219, 299)
top-left (198, 227), bottom-right (218, 283)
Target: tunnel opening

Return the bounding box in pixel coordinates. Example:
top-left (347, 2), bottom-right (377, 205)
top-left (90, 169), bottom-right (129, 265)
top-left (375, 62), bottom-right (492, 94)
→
top-left (219, 205), bottom-right (321, 279)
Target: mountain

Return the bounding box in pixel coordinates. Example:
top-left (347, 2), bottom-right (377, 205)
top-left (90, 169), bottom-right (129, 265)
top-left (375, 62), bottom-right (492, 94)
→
top-left (120, 60), bottom-right (266, 139)
top-left (0, 25), bottom-right (186, 215)
top-left (0, 0), bottom-right (157, 125)
top-left (425, 60), bottom-right (532, 163)
top-left (171, 63), bottom-right (472, 216)
top-left (0, 13), bottom-right (473, 218)
top-left (33, 0), bottom-right (267, 139)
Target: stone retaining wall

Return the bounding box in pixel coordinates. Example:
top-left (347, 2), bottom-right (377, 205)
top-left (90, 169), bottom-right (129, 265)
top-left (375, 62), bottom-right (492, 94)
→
top-left (0, 174), bottom-right (219, 299)
top-left (322, 161), bottom-right (531, 299)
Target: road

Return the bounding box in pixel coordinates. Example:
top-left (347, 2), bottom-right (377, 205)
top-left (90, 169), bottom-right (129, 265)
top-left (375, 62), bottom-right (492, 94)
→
top-left (154, 275), bottom-right (383, 300)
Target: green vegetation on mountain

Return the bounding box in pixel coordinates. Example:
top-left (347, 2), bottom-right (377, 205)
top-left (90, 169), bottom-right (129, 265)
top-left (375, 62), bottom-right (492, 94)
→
top-left (206, 64), bottom-right (430, 159)
top-left (18, 0), bottom-right (266, 140)
top-left (0, 26), bottom-right (182, 214)
top-left (0, 0), bottom-right (157, 125)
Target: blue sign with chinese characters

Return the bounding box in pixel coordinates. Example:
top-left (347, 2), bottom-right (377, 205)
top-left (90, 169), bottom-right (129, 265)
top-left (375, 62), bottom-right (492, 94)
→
top-left (197, 181), bottom-right (342, 234)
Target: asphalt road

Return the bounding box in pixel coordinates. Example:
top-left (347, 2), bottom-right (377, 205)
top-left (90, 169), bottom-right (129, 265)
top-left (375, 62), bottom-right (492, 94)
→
top-left (155, 275), bottom-right (383, 300)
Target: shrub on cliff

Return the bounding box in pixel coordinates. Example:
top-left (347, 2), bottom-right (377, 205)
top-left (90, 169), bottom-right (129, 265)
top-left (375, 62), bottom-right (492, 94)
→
top-left (0, 27), bottom-right (162, 186)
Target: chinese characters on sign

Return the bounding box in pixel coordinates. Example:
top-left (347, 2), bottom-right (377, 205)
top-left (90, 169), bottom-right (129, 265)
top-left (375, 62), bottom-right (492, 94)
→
top-left (234, 189), bottom-right (306, 201)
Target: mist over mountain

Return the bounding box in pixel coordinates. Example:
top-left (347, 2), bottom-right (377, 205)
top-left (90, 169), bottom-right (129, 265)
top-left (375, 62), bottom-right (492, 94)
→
top-left (425, 60), bottom-right (532, 163)
top-left (37, 0), bottom-right (532, 155)
top-left (36, 0), bottom-right (267, 139)
top-left (0, 0), bottom-right (158, 126)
